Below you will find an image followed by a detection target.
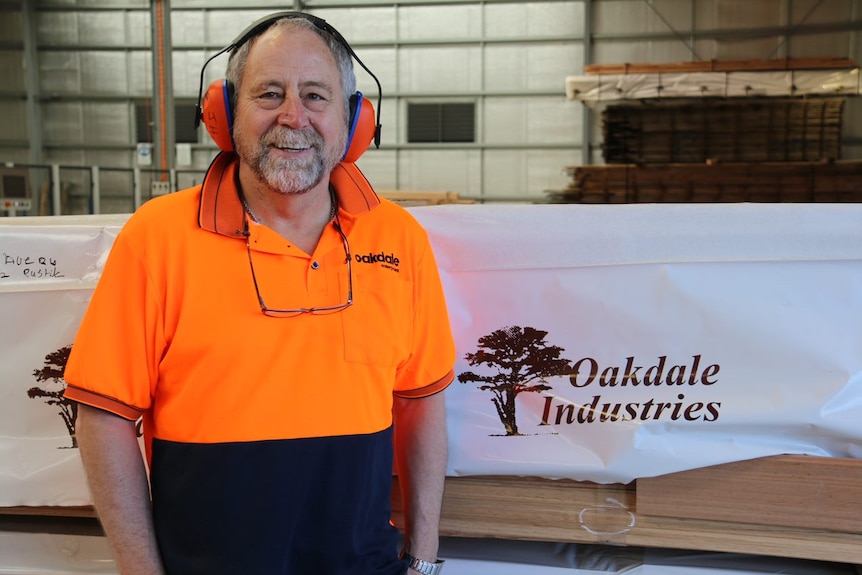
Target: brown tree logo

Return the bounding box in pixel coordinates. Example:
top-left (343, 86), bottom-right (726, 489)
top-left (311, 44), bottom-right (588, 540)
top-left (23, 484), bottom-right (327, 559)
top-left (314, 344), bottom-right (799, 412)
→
top-left (458, 326), bottom-right (572, 436)
top-left (28, 345), bottom-right (78, 449)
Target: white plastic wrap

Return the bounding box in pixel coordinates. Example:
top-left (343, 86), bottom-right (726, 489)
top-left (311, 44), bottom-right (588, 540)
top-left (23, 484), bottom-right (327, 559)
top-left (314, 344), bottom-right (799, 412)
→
top-left (1, 204), bottom-right (861, 505)
top-left (565, 68), bottom-right (860, 101)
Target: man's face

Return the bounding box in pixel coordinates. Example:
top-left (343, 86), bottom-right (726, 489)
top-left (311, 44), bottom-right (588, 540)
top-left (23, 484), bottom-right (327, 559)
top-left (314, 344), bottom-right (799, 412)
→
top-left (232, 25), bottom-right (348, 195)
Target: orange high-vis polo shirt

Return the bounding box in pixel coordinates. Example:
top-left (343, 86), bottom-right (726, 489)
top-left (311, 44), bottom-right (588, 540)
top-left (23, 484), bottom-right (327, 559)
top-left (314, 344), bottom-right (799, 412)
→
top-left (63, 152), bottom-right (456, 575)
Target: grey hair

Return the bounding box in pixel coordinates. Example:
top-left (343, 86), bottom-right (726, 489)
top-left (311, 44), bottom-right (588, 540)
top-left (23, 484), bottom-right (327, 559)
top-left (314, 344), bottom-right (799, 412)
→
top-left (224, 16), bottom-right (356, 123)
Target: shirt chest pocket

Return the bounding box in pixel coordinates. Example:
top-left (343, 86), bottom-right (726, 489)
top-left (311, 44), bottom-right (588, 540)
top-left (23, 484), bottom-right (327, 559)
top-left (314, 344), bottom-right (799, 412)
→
top-left (341, 271), bottom-right (413, 367)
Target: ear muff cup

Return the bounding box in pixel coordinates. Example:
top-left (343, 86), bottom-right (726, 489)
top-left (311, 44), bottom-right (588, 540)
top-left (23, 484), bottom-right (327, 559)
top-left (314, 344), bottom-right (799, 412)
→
top-left (201, 79), bottom-right (235, 153)
top-left (200, 80), bottom-right (376, 163)
top-left (342, 91), bottom-right (376, 163)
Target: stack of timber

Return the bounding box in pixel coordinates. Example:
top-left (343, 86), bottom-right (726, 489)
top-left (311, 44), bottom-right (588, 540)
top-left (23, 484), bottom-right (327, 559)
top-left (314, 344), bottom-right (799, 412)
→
top-left (378, 190), bottom-right (472, 206)
top-left (601, 98), bottom-right (845, 164)
top-left (556, 58), bottom-right (859, 204)
top-left (549, 160), bottom-right (862, 204)
top-left (390, 455), bottom-right (862, 564)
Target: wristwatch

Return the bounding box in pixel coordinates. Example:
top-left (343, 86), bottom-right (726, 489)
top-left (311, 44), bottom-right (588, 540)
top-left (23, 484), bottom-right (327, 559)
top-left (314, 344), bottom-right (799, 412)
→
top-left (401, 551), bottom-right (444, 575)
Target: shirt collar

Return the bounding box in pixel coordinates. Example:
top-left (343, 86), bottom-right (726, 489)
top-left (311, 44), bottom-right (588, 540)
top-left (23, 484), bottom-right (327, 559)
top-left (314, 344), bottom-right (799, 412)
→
top-left (197, 151), bottom-right (381, 238)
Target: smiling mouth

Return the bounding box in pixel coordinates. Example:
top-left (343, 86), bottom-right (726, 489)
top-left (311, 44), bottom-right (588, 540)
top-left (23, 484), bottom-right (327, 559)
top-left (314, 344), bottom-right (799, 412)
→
top-left (265, 128), bottom-right (320, 152)
top-left (274, 145), bottom-right (311, 152)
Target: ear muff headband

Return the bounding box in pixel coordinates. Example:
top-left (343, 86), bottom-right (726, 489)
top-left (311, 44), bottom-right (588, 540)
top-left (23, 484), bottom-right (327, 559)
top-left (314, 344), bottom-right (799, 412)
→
top-left (194, 12), bottom-right (383, 160)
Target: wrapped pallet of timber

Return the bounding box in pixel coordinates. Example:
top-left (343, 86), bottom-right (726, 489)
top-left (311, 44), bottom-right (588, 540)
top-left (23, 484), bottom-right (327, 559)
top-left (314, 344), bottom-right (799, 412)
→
top-left (4, 204), bottom-right (862, 496)
top-left (3, 205), bottom-right (862, 566)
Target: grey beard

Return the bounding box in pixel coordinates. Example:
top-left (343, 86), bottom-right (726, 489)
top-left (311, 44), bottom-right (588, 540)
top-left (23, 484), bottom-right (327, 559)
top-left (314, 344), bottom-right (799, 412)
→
top-left (238, 127), bottom-right (345, 195)
top-left (256, 150), bottom-right (326, 195)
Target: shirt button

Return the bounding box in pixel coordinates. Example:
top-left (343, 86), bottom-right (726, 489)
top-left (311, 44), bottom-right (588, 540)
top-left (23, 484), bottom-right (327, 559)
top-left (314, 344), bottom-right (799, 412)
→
top-left (311, 261), bottom-right (320, 270)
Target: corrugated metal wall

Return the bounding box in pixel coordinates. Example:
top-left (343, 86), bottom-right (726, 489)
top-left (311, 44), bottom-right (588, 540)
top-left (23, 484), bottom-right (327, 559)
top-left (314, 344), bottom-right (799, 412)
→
top-left (0, 0), bottom-right (859, 212)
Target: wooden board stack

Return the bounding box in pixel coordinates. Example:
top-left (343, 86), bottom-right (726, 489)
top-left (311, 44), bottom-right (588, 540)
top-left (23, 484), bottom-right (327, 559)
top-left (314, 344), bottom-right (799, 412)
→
top-left (378, 190), bottom-right (471, 206)
top-left (555, 58), bottom-right (860, 205)
top-left (390, 455), bottom-right (862, 564)
top-left (601, 98), bottom-right (845, 164)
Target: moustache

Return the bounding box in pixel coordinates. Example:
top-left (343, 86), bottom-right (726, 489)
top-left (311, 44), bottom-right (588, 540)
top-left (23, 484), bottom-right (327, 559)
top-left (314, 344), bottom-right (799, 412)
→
top-left (261, 128), bottom-right (323, 151)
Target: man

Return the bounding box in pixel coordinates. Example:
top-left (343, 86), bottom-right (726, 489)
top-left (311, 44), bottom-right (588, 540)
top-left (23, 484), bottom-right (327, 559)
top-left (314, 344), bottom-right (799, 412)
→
top-left (64, 13), bottom-right (455, 575)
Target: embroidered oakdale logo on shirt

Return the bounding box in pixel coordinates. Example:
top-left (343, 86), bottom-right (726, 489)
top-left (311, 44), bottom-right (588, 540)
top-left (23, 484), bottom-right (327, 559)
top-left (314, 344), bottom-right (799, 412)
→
top-left (458, 325), bottom-right (722, 437)
top-left (28, 344), bottom-right (78, 448)
top-left (353, 250), bottom-right (401, 272)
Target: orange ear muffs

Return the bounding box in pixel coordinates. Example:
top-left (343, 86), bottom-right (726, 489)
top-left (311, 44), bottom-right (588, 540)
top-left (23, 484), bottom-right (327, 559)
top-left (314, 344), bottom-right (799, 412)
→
top-left (201, 80), bottom-right (377, 163)
top-left (342, 92), bottom-right (376, 163)
top-left (195, 13), bottom-right (383, 161)
top-left (201, 79), bottom-right (235, 152)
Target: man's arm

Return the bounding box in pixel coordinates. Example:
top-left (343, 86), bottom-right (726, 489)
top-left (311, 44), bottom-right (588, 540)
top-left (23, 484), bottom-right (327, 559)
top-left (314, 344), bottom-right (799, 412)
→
top-left (392, 391), bottom-right (448, 569)
top-left (76, 404), bottom-right (166, 575)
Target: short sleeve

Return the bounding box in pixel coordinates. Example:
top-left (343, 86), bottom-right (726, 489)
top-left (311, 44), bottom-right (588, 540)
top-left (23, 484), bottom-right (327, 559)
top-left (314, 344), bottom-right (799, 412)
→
top-left (393, 232), bottom-right (456, 398)
top-left (64, 226), bottom-right (165, 419)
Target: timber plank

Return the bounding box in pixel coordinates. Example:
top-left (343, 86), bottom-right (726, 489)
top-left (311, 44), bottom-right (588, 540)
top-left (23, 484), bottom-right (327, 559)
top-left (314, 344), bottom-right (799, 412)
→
top-left (585, 58), bottom-right (858, 75)
top-left (636, 455), bottom-right (862, 534)
top-left (622, 514), bottom-right (862, 564)
top-left (0, 506), bottom-right (96, 517)
top-left (392, 475), bottom-right (636, 544)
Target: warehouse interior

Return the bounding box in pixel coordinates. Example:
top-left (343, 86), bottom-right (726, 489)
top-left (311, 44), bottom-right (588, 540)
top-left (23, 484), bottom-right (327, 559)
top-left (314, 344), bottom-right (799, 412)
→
top-left (1, 0), bottom-right (862, 573)
top-left (0, 0), bottom-right (860, 212)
